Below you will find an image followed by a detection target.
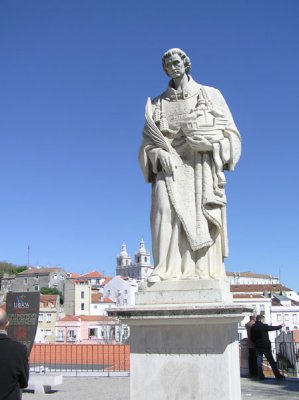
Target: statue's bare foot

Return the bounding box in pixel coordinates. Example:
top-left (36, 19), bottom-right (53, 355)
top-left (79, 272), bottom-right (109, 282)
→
top-left (181, 275), bottom-right (199, 280)
top-left (147, 275), bottom-right (161, 283)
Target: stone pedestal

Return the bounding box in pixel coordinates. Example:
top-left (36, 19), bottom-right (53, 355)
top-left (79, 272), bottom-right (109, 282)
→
top-left (109, 281), bottom-right (250, 400)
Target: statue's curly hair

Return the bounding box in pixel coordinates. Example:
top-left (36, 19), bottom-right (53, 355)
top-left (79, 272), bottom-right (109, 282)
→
top-left (162, 48), bottom-right (191, 75)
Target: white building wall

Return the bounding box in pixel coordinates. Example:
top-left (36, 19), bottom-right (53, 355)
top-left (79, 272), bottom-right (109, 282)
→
top-left (90, 302), bottom-right (116, 316)
top-left (103, 276), bottom-right (137, 306)
top-left (271, 306), bottom-right (299, 332)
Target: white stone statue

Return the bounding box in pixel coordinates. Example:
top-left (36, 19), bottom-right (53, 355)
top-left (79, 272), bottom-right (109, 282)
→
top-left (139, 48), bottom-right (241, 283)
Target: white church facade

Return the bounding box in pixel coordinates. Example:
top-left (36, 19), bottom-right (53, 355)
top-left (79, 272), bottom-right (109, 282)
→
top-left (116, 239), bottom-right (154, 281)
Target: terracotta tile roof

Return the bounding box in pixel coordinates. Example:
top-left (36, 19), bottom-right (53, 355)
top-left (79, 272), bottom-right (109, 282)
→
top-left (102, 277), bottom-right (112, 285)
top-left (72, 279), bottom-right (87, 284)
top-left (40, 294), bottom-right (58, 302)
top-left (17, 267), bottom-right (63, 275)
top-left (102, 298), bottom-right (114, 303)
top-left (68, 272), bottom-right (80, 278)
top-left (91, 293), bottom-right (115, 304)
top-left (227, 271), bottom-right (279, 279)
top-left (230, 284), bottom-right (292, 292)
top-left (78, 271), bottom-right (104, 279)
top-left (58, 315), bottom-right (117, 323)
top-left (233, 294), bottom-right (266, 299)
top-left (58, 315), bottom-right (79, 322)
top-left (91, 293), bottom-right (102, 302)
top-left (40, 295), bottom-right (59, 307)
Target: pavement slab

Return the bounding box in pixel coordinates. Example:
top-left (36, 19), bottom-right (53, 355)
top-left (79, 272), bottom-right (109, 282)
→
top-left (23, 376), bottom-right (299, 400)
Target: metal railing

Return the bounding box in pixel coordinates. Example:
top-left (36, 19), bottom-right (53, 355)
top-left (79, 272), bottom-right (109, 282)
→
top-left (29, 344), bottom-right (130, 375)
top-left (30, 340), bottom-right (299, 378)
top-left (274, 340), bottom-right (299, 377)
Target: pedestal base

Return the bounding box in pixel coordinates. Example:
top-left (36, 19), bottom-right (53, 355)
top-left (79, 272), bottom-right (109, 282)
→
top-left (136, 279), bottom-right (232, 305)
top-left (109, 303), bottom-right (251, 400)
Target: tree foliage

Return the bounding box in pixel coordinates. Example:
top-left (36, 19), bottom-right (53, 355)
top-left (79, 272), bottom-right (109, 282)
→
top-left (0, 261), bottom-right (27, 277)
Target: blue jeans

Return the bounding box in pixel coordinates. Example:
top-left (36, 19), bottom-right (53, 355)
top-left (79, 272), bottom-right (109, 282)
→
top-left (256, 348), bottom-right (281, 378)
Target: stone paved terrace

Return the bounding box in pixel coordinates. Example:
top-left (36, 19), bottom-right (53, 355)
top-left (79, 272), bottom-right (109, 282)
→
top-left (22, 376), bottom-right (299, 400)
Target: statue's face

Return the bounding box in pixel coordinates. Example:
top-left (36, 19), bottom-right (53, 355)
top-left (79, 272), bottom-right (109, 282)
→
top-left (164, 54), bottom-right (186, 79)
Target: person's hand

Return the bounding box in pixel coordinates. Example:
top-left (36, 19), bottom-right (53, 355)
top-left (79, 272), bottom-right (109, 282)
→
top-left (186, 136), bottom-right (213, 152)
top-left (158, 150), bottom-right (174, 176)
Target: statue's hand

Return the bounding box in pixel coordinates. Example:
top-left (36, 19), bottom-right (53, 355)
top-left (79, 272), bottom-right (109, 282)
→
top-left (186, 136), bottom-right (213, 152)
top-left (158, 150), bottom-right (174, 176)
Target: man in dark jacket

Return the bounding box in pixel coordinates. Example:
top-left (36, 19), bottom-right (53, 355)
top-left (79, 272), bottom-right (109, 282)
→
top-left (251, 314), bottom-right (285, 380)
top-left (0, 308), bottom-right (29, 400)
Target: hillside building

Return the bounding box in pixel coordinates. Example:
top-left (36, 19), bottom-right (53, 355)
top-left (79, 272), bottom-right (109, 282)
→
top-left (36, 294), bottom-right (61, 344)
top-left (12, 267), bottom-right (66, 293)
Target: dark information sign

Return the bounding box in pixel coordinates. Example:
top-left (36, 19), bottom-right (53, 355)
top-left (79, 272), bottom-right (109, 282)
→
top-left (6, 292), bottom-right (40, 355)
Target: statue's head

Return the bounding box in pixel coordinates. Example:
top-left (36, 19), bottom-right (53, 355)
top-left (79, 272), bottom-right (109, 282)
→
top-left (162, 48), bottom-right (191, 77)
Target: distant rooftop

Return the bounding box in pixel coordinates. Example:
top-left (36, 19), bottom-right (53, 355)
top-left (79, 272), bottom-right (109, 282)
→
top-left (68, 270), bottom-right (104, 279)
top-left (91, 293), bottom-right (114, 304)
top-left (230, 284), bottom-right (292, 292)
top-left (233, 294), bottom-right (266, 299)
top-left (58, 315), bottom-right (117, 323)
top-left (17, 267), bottom-right (64, 275)
top-left (227, 271), bottom-right (279, 279)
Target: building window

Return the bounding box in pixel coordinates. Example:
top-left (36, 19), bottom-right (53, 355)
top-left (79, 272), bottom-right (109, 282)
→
top-left (24, 278), bottom-right (28, 285)
top-left (57, 329), bottom-right (64, 338)
top-left (260, 304), bottom-right (265, 313)
top-left (34, 285), bottom-right (39, 291)
top-left (38, 314), bottom-right (43, 322)
top-left (68, 330), bottom-right (75, 338)
top-left (144, 256), bottom-right (147, 262)
top-left (285, 314), bottom-right (289, 321)
top-left (124, 290), bottom-right (128, 294)
top-left (89, 328), bottom-right (97, 338)
top-left (81, 291), bottom-right (85, 299)
top-left (46, 314), bottom-right (52, 322)
top-left (277, 314), bottom-right (282, 322)
top-left (81, 303), bottom-right (85, 311)
top-left (94, 305), bottom-right (97, 309)
top-left (123, 299), bottom-right (127, 305)
top-left (293, 314), bottom-right (297, 323)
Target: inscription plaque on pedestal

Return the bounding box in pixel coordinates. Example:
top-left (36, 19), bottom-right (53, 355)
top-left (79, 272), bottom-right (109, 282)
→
top-left (6, 292), bottom-right (40, 355)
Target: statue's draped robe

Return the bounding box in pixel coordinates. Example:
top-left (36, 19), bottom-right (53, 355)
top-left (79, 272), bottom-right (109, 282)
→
top-left (139, 77), bottom-right (241, 280)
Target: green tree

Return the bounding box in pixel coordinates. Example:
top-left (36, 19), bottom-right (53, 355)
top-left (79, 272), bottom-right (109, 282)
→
top-left (0, 262), bottom-right (28, 277)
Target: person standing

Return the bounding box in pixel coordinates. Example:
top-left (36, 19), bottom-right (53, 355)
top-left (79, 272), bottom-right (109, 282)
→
top-left (0, 308), bottom-right (29, 400)
top-left (251, 314), bottom-right (285, 380)
top-left (245, 315), bottom-right (258, 377)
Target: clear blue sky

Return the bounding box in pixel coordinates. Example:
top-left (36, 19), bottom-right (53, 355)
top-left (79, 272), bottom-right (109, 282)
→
top-left (1, 0), bottom-right (298, 291)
